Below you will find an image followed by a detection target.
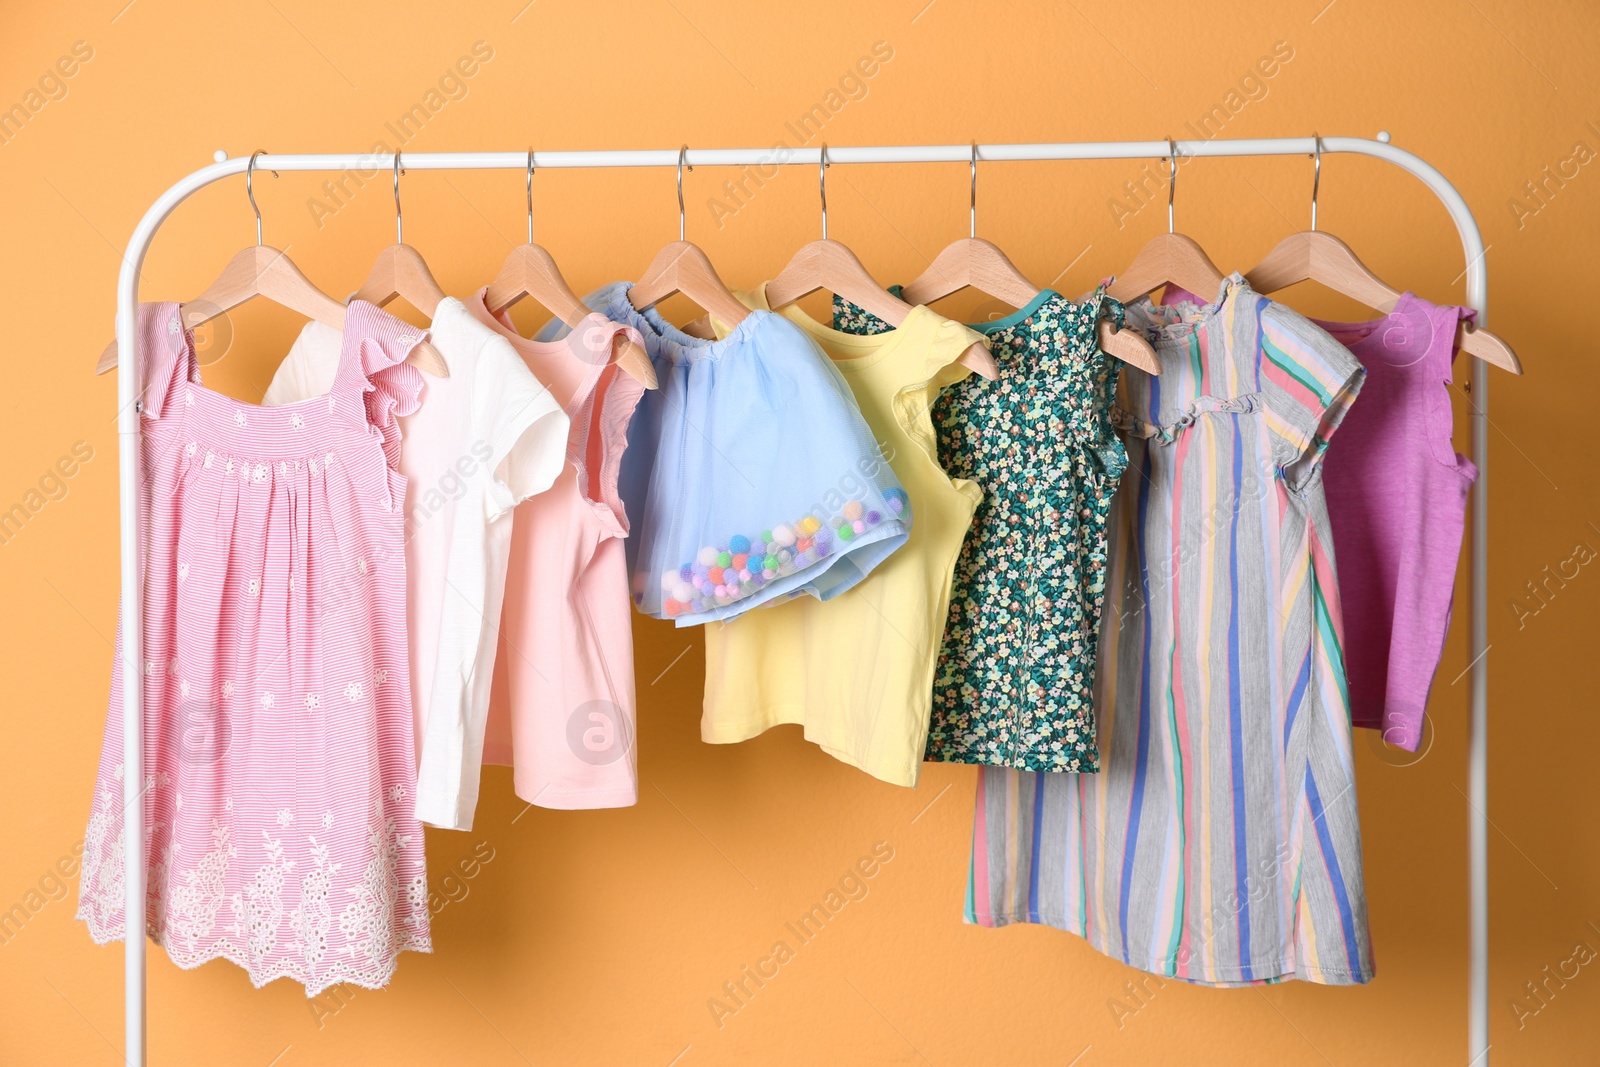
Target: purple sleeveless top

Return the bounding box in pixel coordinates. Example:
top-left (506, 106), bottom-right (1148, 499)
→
top-left (1314, 293), bottom-right (1477, 751)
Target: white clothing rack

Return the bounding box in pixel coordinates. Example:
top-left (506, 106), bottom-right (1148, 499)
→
top-left (110, 137), bottom-right (1496, 1065)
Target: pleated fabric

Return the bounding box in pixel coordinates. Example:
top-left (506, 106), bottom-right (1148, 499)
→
top-left (78, 301), bottom-right (432, 996)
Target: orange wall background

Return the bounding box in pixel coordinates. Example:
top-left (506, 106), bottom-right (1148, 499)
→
top-left (2, 2), bottom-right (1596, 1064)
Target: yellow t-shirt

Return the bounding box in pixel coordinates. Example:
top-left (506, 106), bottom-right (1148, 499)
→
top-left (703, 285), bottom-right (985, 786)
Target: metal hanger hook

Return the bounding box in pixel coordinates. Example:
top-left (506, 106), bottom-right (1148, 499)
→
top-left (245, 149), bottom-right (277, 246)
top-left (819, 143), bottom-right (830, 241)
top-left (526, 147), bottom-right (536, 244)
top-left (1166, 136), bottom-right (1178, 235)
top-left (969, 141), bottom-right (978, 240)
top-left (677, 144), bottom-right (690, 242)
top-left (1310, 133), bottom-right (1322, 232)
top-left (392, 152), bottom-right (405, 245)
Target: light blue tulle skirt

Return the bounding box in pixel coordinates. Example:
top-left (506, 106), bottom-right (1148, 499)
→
top-left (538, 283), bottom-right (910, 626)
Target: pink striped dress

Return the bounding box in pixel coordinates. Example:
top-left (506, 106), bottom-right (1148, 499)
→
top-left (77, 301), bottom-right (432, 996)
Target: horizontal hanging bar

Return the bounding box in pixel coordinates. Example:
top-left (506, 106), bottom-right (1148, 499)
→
top-left (225, 136), bottom-right (1410, 173)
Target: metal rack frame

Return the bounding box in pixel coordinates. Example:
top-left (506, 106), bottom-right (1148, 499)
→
top-left (109, 137), bottom-right (1496, 1064)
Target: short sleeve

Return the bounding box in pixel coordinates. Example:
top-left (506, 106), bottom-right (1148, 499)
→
top-left (133, 303), bottom-right (193, 420)
top-left (576, 320), bottom-right (647, 534)
top-left (478, 338), bottom-right (570, 522)
top-left (892, 312), bottom-right (988, 497)
top-left (1258, 300), bottom-right (1365, 491)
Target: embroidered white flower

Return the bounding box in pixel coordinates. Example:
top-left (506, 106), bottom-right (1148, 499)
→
top-left (234, 410), bottom-right (247, 427)
top-left (184, 442), bottom-right (198, 457)
top-left (224, 796), bottom-right (234, 812)
top-left (321, 810), bottom-right (334, 829)
top-left (247, 578), bottom-right (261, 597)
top-left (175, 793), bottom-right (184, 811)
top-left (288, 576), bottom-right (296, 593)
top-left (225, 458), bottom-right (236, 475)
top-left (184, 389), bottom-right (195, 407)
top-left (372, 669), bottom-right (388, 685)
top-left (291, 413), bottom-right (305, 429)
top-left (179, 679), bottom-right (191, 698)
top-left (142, 660), bottom-right (154, 677)
top-left (252, 463), bottom-right (268, 483)
top-left (357, 557), bottom-right (369, 575)
top-left (167, 317), bottom-right (180, 334)
top-left (113, 763), bottom-right (125, 780)
top-left (309, 458), bottom-right (319, 475)
top-left (260, 691), bottom-right (275, 709)
top-left (344, 682), bottom-right (364, 703)
top-left (178, 562), bottom-right (189, 583)
top-left (167, 658), bottom-right (179, 676)
top-left (386, 785), bottom-right (408, 803)
top-left (276, 809), bottom-right (294, 827)
top-left (303, 693), bottom-right (320, 710)
top-left (324, 452), bottom-right (335, 468)
top-left (203, 451), bottom-right (215, 469)
top-left (221, 680), bottom-right (234, 698)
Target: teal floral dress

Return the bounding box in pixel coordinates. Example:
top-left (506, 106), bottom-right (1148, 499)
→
top-left (832, 287), bottom-right (1127, 772)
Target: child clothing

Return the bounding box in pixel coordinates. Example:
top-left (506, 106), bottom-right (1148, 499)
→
top-left (1313, 294), bottom-right (1478, 751)
top-left (704, 287), bottom-right (986, 787)
top-left (971, 275), bottom-right (1375, 987)
top-left (535, 283), bottom-right (911, 627)
top-left (472, 294), bottom-right (648, 810)
top-left (263, 297), bottom-right (570, 831)
top-left (78, 301), bottom-right (434, 995)
top-left (833, 287), bottom-right (1128, 772)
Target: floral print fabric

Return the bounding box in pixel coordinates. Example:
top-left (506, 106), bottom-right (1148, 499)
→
top-left (832, 287), bottom-right (1126, 771)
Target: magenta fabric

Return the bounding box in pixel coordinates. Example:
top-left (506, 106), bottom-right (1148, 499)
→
top-left (1313, 293), bottom-right (1478, 751)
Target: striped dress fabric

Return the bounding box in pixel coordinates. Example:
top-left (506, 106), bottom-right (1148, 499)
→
top-left (969, 275), bottom-right (1375, 986)
top-left (77, 302), bottom-right (433, 996)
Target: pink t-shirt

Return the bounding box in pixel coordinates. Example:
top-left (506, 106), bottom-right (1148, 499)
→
top-left (467, 292), bottom-right (647, 809)
top-left (1315, 293), bottom-right (1477, 752)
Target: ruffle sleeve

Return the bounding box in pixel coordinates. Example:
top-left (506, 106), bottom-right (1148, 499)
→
top-left (340, 300), bottom-right (429, 469)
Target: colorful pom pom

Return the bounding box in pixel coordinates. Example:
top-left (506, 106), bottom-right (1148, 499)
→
top-left (798, 515), bottom-right (821, 536)
top-left (866, 510), bottom-right (881, 525)
top-left (837, 523), bottom-right (856, 542)
top-left (717, 551), bottom-right (732, 568)
top-left (729, 534), bottom-right (751, 554)
top-left (732, 553), bottom-right (749, 570)
top-left (852, 519), bottom-right (867, 534)
top-left (709, 566), bottom-right (725, 584)
top-left (763, 553), bottom-right (780, 571)
top-left (773, 524), bottom-right (796, 547)
top-left (842, 500), bottom-right (864, 521)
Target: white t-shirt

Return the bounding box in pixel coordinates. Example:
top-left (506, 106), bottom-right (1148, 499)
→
top-left (265, 297), bottom-right (569, 830)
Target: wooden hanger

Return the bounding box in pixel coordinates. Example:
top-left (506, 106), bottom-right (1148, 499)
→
top-left (346, 153), bottom-right (451, 376)
top-left (766, 145), bottom-right (997, 380)
top-left (900, 144), bottom-right (1158, 375)
top-left (1245, 137), bottom-right (1521, 374)
top-left (484, 151), bottom-right (656, 388)
top-left (97, 153), bottom-right (447, 378)
top-left (627, 146), bottom-right (751, 328)
top-left (1106, 138), bottom-right (1227, 307)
